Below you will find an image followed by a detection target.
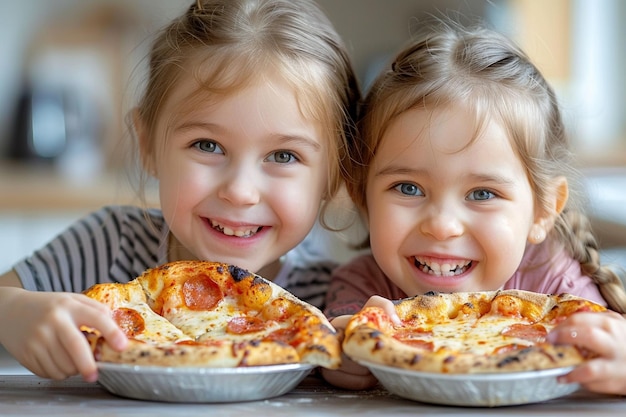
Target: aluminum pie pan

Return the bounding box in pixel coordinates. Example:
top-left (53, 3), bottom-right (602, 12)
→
top-left (97, 362), bottom-right (314, 403)
top-left (359, 360), bottom-right (579, 407)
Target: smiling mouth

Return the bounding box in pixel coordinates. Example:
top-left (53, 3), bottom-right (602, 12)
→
top-left (413, 256), bottom-right (472, 276)
top-left (210, 220), bottom-right (262, 238)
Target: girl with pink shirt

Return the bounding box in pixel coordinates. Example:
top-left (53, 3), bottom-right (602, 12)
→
top-left (322, 20), bottom-right (626, 394)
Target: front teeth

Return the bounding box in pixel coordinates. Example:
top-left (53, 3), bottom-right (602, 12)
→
top-left (414, 256), bottom-right (471, 276)
top-left (210, 220), bottom-right (260, 238)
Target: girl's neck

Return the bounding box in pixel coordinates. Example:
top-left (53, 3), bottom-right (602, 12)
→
top-left (256, 259), bottom-right (282, 282)
top-left (167, 233), bottom-right (282, 281)
top-left (167, 234), bottom-right (197, 263)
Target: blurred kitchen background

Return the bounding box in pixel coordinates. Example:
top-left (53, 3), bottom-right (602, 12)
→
top-left (0, 0), bottom-right (625, 275)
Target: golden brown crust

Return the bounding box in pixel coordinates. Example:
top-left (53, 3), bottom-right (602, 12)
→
top-left (343, 290), bottom-right (605, 373)
top-left (83, 260), bottom-right (340, 369)
top-left (83, 332), bottom-right (299, 367)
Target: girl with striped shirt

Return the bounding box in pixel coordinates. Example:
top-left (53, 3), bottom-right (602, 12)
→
top-left (0, 0), bottom-right (359, 382)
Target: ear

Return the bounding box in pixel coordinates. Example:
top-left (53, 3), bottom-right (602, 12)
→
top-left (528, 176), bottom-right (568, 244)
top-left (132, 108), bottom-right (157, 178)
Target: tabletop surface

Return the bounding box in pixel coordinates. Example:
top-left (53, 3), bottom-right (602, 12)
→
top-left (1, 372), bottom-right (624, 417)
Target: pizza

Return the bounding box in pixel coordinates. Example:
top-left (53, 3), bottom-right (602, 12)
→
top-left (81, 260), bottom-right (340, 369)
top-left (342, 289), bottom-right (606, 373)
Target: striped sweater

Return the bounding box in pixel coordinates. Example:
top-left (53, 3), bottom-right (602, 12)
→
top-left (14, 205), bottom-right (336, 310)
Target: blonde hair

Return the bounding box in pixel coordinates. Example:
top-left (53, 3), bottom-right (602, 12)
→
top-left (349, 21), bottom-right (626, 313)
top-left (135, 0), bottom-right (359, 224)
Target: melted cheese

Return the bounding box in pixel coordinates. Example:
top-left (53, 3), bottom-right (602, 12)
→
top-left (165, 295), bottom-right (286, 342)
top-left (398, 313), bottom-right (554, 355)
top-left (117, 299), bottom-right (192, 343)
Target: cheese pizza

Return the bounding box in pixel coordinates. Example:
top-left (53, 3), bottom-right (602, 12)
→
top-left (343, 289), bottom-right (606, 373)
top-left (82, 260), bottom-right (340, 369)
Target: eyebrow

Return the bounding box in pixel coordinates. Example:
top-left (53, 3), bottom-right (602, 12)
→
top-left (173, 121), bottom-right (323, 151)
top-left (373, 165), bottom-right (424, 178)
top-left (277, 134), bottom-right (323, 151)
top-left (465, 173), bottom-right (517, 186)
top-left (374, 165), bottom-right (517, 186)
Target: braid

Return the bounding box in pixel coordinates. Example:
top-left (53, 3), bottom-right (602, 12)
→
top-left (557, 210), bottom-right (626, 313)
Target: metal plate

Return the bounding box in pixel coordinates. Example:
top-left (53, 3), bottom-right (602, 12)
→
top-left (97, 362), bottom-right (314, 403)
top-left (360, 361), bottom-right (579, 407)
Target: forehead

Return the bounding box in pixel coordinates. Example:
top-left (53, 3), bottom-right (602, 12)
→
top-left (153, 69), bottom-right (328, 155)
top-left (160, 56), bottom-right (331, 132)
top-left (375, 105), bottom-right (520, 167)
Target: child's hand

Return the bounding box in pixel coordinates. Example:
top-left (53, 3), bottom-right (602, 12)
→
top-left (321, 295), bottom-right (399, 390)
top-left (320, 314), bottom-right (378, 389)
top-left (363, 295), bottom-right (402, 325)
top-left (547, 310), bottom-right (626, 395)
top-left (0, 287), bottom-right (127, 382)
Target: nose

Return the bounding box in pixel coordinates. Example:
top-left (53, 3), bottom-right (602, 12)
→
top-left (419, 205), bottom-right (464, 241)
top-left (217, 166), bottom-right (261, 207)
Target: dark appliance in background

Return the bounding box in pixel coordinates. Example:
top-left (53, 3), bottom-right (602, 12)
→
top-left (8, 85), bottom-right (76, 161)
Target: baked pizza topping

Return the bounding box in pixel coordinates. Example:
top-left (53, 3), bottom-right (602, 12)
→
top-left (343, 289), bottom-right (606, 373)
top-left (82, 260), bottom-right (340, 369)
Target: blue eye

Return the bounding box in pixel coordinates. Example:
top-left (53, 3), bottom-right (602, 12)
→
top-left (267, 151), bottom-right (297, 164)
top-left (468, 189), bottom-right (495, 201)
top-left (194, 140), bottom-right (223, 154)
top-left (395, 183), bottom-right (423, 196)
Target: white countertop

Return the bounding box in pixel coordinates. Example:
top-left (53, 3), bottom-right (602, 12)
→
top-left (0, 373), bottom-right (624, 417)
top-left (0, 346), bottom-right (30, 375)
top-left (1, 343), bottom-right (624, 417)
top-left (3, 346), bottom-right (624, 415)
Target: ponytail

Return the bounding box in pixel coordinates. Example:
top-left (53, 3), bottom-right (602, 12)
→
top-left (556, 210), bottom-right (626, 313)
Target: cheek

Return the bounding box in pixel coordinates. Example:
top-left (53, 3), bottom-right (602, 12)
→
top-left (267, 164), bottom-right (328, 217)
top-left (274, 182), bottom-right (323, 221)
top-left (158, 169), bottom-right (209, 220)
top-left (478, 217), bottom-right (530, 277)
top-left (367, 193), bottom-right (406, 231)
top-left (368, 212), bottom-right (403, 265)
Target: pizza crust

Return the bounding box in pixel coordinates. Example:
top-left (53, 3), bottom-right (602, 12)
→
top-left (343, 290), bottom-right (605, 373)
top-left (84, 332), bottom-right (300, 367)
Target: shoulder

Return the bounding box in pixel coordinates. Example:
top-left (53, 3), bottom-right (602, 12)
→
top-left (98, 205), bottom-right (168, 279)
top-left (324, 253), bottom-right (405, 317)
top-left (92, 205), bottom-right (164, 228)
top-left (506, 241), bottom-right (606, 305)
top-left (14, 205), bottom-right (167, 292)
top-left (282, 258), bottom-right (338, 284)
top-left (332, 253), bottom-right (392, 285)
top-left (333, 253), bottom-right (380, 274)
top-left (280, 259), bottom-right (338, 311)
top-left (89, 205), bottom-right (165, 244)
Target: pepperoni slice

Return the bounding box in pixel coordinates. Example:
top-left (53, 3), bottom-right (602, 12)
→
top-left (396, 338), bottom-right (435, 351)
top-left (182, 274), bottom-right (223, 310)
top-left (501, 323), bottom-right (548, 343)
top-left (392, 328), bottom-right (435, 350)
top-left (226, 316), bottom-right (268, 334)
top-left (265, 327), bottom-right (299, 346)
top-left (493, 343), bottom-right (529, 354)
top-left (112, 308), bottom-right (145, 337)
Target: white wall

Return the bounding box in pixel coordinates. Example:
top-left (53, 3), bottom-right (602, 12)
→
top-left (570, 0), bottom-right (625, 152)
